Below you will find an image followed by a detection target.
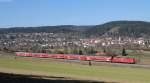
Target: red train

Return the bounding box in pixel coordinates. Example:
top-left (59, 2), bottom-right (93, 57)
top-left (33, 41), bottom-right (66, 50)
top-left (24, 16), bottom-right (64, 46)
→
top-left (15, 52), bottom-right (137, 64)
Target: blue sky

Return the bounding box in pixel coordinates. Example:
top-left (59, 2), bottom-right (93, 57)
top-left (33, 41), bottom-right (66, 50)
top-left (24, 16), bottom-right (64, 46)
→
top-left (0, 0), bottom-right (150, 28)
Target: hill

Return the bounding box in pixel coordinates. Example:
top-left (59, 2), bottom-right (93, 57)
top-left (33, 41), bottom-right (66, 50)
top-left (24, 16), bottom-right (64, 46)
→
top-left (0, 25), bottom-right (90, 33)
top-left (86, 21), bottom-right (150, 38)
top-left (1, 21), bottom-right (150, 38)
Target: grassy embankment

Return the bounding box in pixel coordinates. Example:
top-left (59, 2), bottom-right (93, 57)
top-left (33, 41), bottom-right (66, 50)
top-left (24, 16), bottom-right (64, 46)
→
top-left (0, 54), bottom-right (150, 83)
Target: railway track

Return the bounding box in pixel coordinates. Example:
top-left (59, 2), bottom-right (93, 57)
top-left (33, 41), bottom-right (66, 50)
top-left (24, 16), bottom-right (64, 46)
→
top-left (17, 56), bottom-right (150, 69)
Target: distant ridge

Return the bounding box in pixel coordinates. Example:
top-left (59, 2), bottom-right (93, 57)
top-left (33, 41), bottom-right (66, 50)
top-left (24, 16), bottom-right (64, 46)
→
top-left (1, 21), bottom-right (150, 38)
top-left (86, 21), bottom-right (150, 38)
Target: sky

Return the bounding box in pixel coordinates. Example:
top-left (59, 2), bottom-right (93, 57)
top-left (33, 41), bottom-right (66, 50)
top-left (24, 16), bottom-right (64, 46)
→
top-left (0, 0), bottom-right (150, 28)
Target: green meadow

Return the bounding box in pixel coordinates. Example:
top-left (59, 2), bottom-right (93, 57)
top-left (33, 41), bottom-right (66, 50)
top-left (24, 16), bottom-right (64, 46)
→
top-left (0, 55), bottom-right (150, 83)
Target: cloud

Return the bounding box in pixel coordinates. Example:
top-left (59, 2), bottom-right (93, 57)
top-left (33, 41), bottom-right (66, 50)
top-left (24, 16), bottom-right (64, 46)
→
top-left (0, 0), bottom-right (13, 2)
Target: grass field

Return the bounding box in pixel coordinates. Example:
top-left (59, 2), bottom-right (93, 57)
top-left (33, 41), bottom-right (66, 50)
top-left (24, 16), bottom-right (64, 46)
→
top-left (0, 53), bottom-right (150, 83)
